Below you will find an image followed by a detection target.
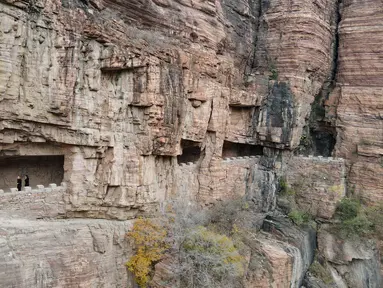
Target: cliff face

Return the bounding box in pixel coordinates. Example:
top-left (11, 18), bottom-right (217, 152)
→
top-left (0, 0), bottom-right (382, 287)
top-left (0, 0), bottom-right (341, 215)
top-left (330, 0), bottom-right (383, 204)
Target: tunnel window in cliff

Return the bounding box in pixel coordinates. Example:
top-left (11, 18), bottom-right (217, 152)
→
top-left (222, 141), bottom-right (263, 159)
top-left (0, 155), bottom-right (64, 191)
top-left (177, 140), bottom-right (201, 164)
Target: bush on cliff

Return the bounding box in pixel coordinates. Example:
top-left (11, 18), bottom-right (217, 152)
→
top-left (335, 197), bottom-right (374, 238)
top-left (336, 197), bottom-right (360, 221)
top-left (365, 201), bottom-right (383, 239)
top-left (288, 209), bottom-right (311, 226)
top-left (308, 260), bottom-right (334, 285)
top-left (179, 226), bottom-right (245, 288)
top-left (126, 218), bottom-right (168, 287)
top-left (126, 199), bottom-right (246, 287)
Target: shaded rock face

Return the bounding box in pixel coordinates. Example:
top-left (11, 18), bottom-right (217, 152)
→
top-left (262, 215), bottom-right (317, 287)
top-left (318, 228), bottom-right (382, 288)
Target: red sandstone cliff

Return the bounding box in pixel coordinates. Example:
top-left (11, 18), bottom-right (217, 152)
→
top-left (0, 0), bottom-right (382, 287)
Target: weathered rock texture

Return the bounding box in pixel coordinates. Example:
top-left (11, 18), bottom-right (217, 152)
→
top-left (318, 227), bottom-right (382, 288)
top-left (0, 185), bottom-right (66, 218)
top-left (0, 0), bottom-right (340, 217)
top-left (328, 0), bottom-right (383, 204)
top-left (0, 218), bottom-right (133, 288)
top-left (284, 156), bottom-right (346, 219)
top-left (0, 0), bottom-right (382, 287)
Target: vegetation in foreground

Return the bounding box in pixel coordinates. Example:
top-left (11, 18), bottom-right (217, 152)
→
top-left (125, 199), bottom-right (252, 288)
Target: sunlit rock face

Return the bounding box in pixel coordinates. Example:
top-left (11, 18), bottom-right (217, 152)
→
top-left (0, 0), bottom-right (382, 287)
top-left (330, 0), bottom-right (383, 204)
top-left (0, 0), bottom-right (339, 215)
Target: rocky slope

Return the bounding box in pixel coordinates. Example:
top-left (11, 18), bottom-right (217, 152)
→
top-left (0, 0), bottom-right (382, 287)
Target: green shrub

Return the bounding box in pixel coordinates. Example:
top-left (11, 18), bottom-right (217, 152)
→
top-left (288, 209), bottom-right (311, 226)
top-left (269, 63), bottom-right (278, 80)
top-left (336, 198), bottom-right (360, 221)
top-left (279, 178), bottom-right (296, 196)
top-left (340, 215), bottom-right (373, 238)
top-left (309, 260), bottom-right (334, 285)
top-left (365, 202), bottom-right (383, 238)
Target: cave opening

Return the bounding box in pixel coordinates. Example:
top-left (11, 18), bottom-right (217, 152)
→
top-left (310, 127), bottom-right (337, 157)
top-left (222, 141), bottom-right (264, 158)
top-left (0, 155), bottom-right (65, 191)
top-left (177, 139), bottom-right (202, 164)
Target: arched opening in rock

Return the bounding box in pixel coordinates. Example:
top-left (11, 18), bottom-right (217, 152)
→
top-left (0, 155), bottom-right (64, 191)
top-left (222, 141), bottom-right (264, 158)
top-left (177, 139), bottom-right (201, 164)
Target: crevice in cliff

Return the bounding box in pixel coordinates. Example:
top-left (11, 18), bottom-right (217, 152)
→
top-left (241, 0), bottom-right (268, 76)
top-left (297, 1), bottom-right (342, 157)
top-left (249, 0), bottom-right (263, 71)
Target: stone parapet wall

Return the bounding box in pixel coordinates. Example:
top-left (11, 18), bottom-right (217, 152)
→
top-left (175, 156), bottom-right (261, 202)
top-left (0, 183), bottom-right (66, 218)
top-left (174, 155), bottom-right (277, 213)
top-left (284, 155), bottom-right (346, 219)
top-left (1, 182), bottom-right (66, 194)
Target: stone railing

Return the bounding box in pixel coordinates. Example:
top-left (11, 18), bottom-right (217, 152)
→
top-left (296, 155), bottom-right (345, 163)
top-left (178, 162), bottom-right (197, 168)
top-left (0, 182), bottom-right (67, 194)
top-left (222, 155), bottom-right (260, 162)
top-left (178, 155), bottom-right (261, 168)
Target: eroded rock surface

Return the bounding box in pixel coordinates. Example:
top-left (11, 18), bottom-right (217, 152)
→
top-left (0, 0), bottom-right (382, 287)
top-left (318, 228), bottom-right (382, 288)
top-left (329, 0), bottom-right (383, 204)
top-left (0, 218), bottom-right (133, 288)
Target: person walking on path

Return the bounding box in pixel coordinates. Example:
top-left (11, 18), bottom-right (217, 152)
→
top-left (17, 176), bottom-right (22, 191)
top-left (24, 175), bottom-right (29, 187)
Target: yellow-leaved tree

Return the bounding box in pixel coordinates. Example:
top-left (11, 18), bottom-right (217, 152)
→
top-left (126, 218), bottom-right (168, 287)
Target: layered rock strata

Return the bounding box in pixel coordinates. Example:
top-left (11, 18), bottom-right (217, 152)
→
top-left (328, 0), bottom-right (383, 204)
top-left (318, 227), bottom-right (382, 288)
top-left (0, 0), bottom-right (382, 287)
top-left (0, 218), bottom-right (133, 287)
top-left (0, 0), bottom-right (340, 217)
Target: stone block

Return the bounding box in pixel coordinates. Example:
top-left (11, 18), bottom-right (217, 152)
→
top-left (24, 187), bottom-right (32, 192)
top-left (36, 185), bottom-right (45, 190)
top-left (10, 188), bottom-right (18, 193)
top-left (49, 183), bottom-right (57, 189)
top-left (0, 189), bottom-right (4, 194)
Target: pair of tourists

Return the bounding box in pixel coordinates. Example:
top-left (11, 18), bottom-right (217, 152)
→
top-left (16, 175), bottom-right (29, 191)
